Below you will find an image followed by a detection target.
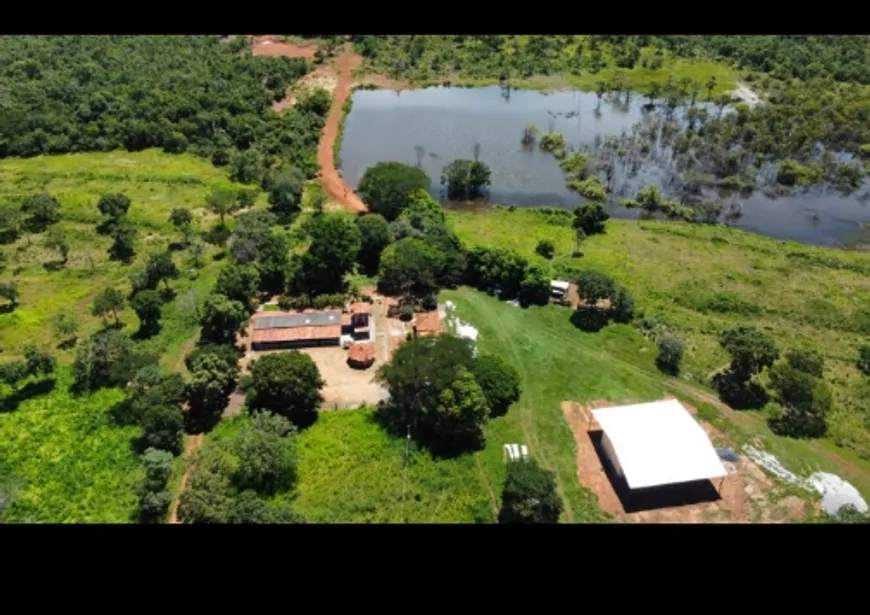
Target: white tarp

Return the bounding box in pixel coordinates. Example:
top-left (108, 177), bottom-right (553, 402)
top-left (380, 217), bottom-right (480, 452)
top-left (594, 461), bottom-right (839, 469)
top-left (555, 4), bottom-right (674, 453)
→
top-left (592, 399), bottom-right (727, 490)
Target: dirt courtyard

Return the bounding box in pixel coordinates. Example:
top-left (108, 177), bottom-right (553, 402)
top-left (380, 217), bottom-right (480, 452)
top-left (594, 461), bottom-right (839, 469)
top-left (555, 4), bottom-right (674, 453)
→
top-left (560, 397), bottom-right (812, 523)
top-left (233, 291), bottom-right (408, 411)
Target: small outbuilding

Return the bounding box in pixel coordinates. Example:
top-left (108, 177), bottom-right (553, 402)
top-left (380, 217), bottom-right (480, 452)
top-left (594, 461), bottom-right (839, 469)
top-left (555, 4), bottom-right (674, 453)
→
top-left (591, 399), bottom-right (727, 491)
top-left (347, 342), bottom-right (375, 369)
top-left (550, 280), bottom-right (570, 300)
top-left (413, 311), bottom-right (443, 338)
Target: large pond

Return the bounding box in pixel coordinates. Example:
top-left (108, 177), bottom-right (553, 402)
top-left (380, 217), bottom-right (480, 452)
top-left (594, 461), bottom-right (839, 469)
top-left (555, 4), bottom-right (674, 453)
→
top-left (339, 86), bottom-right (870, 247)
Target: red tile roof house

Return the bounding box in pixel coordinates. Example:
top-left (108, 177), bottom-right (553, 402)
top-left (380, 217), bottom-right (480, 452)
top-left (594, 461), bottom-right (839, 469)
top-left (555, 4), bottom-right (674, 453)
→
top-left (250, 302), bottom-right (374, 351)
top-left (347, 342), bottom-right (375, 369)
top-left (413, 311), bottom-right (443, 338)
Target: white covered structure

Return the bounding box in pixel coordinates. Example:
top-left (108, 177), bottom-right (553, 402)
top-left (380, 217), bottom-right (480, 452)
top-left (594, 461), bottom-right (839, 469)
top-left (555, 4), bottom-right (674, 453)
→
top-left (592, 399), bottom-right (727, 490)
top-left (550, 280), bottom-right (570, 298)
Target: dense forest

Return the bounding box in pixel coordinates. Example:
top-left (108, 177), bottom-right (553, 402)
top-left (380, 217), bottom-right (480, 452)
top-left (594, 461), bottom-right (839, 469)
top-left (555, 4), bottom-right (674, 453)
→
top-left (350, 35), bottom-right (870, 85)
top-left (0, 36), bottom-right (327, 177)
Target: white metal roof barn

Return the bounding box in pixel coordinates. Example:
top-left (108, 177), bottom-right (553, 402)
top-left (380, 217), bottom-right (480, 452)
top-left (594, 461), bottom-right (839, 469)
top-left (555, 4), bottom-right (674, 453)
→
top-left (592, 399), bottom-right (727, 490)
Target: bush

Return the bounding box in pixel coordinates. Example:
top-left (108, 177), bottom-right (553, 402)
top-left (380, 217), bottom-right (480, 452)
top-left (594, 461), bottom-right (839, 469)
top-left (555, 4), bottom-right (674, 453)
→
top-left (399, 305), bottom-right (415, 321)
top-left (498, 459), bottom-right (563, 524)
top-left (421, 294), bottom-right (438, 311)
top-left (535, 239), bottom-right (555, 259)
top-left (472, 354), bottom-right (522, 417)
top-left (858, 345), bottom-right (870, 376)
top-left (656, 335), bottom-right (685, 375)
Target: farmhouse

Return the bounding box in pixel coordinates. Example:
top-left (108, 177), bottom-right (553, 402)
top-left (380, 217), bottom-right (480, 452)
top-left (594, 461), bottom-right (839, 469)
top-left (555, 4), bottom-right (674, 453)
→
top-left (250, 303), bottom-right (373, 351)
top-left (590, 399), bottom-right (728, 505)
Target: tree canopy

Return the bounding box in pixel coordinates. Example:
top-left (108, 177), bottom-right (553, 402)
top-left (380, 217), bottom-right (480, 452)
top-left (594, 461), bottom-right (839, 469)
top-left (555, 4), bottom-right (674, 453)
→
top-left (498, 459), bottom-right (564, 524)
top-left (441, 159), bottom-right (492, 200)
top-left (377, 335), bottom-right (498, 455)
top-left (295, 213), bottom-right (361, 295)
top-left (471, 353), bottom-right (522, 417)
top-left (0, 36), bottom-right (326, 177)
top-left (356, 213), bottom-right (393, 275)
top-left (246, 351), bottom-right (325, 428)
top-left (357, 161), bottom-right (431, 221)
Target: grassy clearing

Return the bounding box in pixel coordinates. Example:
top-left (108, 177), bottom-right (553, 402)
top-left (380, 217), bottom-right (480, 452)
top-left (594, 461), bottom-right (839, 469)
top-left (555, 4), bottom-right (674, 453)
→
top-left (0, 367), bottom-right (141, 523)
top-left (0, 150), bottom-right (255, 367)
top-left (211, 410), bottom-right (494, 523)
top-left (0, 150), bottom-right (259, 522)
top-left (447, 207), bottom-right (870, 494)
top-left (284, 410), bottom-right (494, 523)
top-left (416, 59), bottom-right (738, 97)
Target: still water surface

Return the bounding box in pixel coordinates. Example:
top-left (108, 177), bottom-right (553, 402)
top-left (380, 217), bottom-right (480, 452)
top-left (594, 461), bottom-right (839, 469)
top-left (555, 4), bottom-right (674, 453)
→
top-left (339, 86), bottom-right (870, 247)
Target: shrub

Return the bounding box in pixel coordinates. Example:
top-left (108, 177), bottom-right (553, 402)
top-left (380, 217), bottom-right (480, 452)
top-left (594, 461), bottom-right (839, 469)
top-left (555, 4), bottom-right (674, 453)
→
top-left (656, 335), bottom-right (685, 375)
top-left (858, 345), bottom-right (870, 376)
top-left (399, 305), bottom-right (415, 321)
top-left (535, 239), bottom-right (555, 259)
top-left (421, 294), bottom-right (438, 311)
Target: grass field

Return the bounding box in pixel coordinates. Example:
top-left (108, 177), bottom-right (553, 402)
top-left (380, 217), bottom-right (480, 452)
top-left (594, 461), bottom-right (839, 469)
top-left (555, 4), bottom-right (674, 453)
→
top-left (0, 150), bottom-right (255, 366)
top-left (447, 207), bottom-right (870, 492)
top-left (0, 150), bottom-right (258, 521)
top-left (418, 59), bottom-right (739, 97)
top-left (0, 367), bottom-right (141, 523)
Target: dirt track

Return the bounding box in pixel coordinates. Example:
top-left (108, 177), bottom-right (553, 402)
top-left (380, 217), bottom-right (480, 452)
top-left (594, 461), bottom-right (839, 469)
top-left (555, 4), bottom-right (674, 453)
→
top-left (316, 46), bottom-right (368, 213)
top-left (168, 434), bottom-right (204, 524)
top-left (251, 36), bottom-right (367, 213)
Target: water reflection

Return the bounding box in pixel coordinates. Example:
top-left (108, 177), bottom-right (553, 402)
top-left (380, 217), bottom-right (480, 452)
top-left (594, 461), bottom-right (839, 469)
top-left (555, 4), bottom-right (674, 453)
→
top-left (339, 86), bottom-right (870, 247)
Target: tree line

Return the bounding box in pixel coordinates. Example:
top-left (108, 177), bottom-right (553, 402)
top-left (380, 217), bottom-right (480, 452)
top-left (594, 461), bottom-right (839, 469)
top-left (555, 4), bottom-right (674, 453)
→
top-left (0, 36), bottom-right (328, 177)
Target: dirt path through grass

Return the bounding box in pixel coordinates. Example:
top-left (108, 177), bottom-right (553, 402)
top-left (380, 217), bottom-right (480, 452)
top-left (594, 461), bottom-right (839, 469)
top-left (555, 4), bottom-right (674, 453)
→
top-left (168, 433), bottom-right (204, 524)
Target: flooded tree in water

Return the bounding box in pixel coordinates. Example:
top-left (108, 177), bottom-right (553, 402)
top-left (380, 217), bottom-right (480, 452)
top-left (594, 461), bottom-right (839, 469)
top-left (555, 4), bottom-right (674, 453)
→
top-left (645, 81), bottom-right (662, 108)
top-left (595, 81), bottom-right (607, 109)
top-left (414, 145), bottom-right (425, 169)
top-left (441, 159), bottom-right (492, 200)
top-left (521, 124), bottom-right (539, 148)
top-left (705, 76), bottom-right (717, 100)
top-left (500, 84), bottom-right (511, 102)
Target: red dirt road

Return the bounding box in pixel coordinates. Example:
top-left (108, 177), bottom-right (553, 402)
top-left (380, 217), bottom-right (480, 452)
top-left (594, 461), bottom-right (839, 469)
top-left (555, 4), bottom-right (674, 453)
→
top-left (250, 36), bottom-right (367, 213)
top-left (316, 46), bottom-right (368, 213)
top-left (168, 434), bottom-right (204, 525)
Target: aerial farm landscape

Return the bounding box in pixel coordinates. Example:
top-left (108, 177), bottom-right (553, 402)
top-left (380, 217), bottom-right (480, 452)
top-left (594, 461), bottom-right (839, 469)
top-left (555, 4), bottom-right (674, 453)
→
top-left (1, 34), bottom-right (870, 524)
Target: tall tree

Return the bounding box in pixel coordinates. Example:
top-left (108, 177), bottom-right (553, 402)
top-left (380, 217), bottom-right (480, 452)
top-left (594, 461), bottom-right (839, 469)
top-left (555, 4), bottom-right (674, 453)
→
top-left (92, 287), bottom-right (126, 325)
top-left (145, 252), bottom-right (179, 290)
top-left (296, 213), bottom-right (361, 295)
top-left (440, 159), bottom-right (492, 200)
top-left (206, 190), bottom-right (241, 227)
top-left (498, 459), bottom-right (563, 524)
top-left (108, 219), bottom-right (137, 263)
top-left (131, 290), bottom-right (162, 336)
top-left (215, 263), bottom-right (260, 307)
top-left (471, 353), bottom-right (522, 417)
top-left (169, 208), bottom-right (194, 245)
top-left (246, 351), bottom-right (325, 428)
top-left (97, 193), bottom-right (132, 225)
top-left (199, 293), bottom-right (249, 346)
top-left (21, 193), bottom-right (61, 234)
top-left (267, 166), bottom-right (304, 221)
top-left (44, 227), bottom-right (70, 264)
top-left (355, 213), bottom-right (393, 275)
top-left (357, 161), bottom-right (431, 221)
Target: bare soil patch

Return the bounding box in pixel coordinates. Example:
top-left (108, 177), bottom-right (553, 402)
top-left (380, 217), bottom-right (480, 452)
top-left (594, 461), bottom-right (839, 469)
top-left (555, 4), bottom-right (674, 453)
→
top-left (251, 35), bottom-right (317, 60)
top-left (560, 397), bottom-right (809, 523)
